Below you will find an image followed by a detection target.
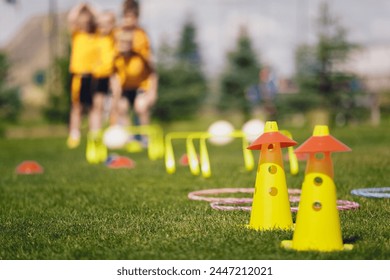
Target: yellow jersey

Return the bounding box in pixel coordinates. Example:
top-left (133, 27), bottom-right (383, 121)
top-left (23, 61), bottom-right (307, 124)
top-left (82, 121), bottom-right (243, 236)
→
top-left (132, 27), bottom-right (151, 61)
top-left (92, 32), bottom-right (116, 78)
top-left (114, 54), bottom-right (152, 90)
top-left (69, 31), bottom-right (97, 74)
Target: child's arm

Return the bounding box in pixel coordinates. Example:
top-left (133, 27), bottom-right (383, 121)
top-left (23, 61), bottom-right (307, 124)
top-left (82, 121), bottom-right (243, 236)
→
top-left (146, 72), bottom-right (158, 105)
top-left (109, 74), bottom-right (123, 125)
top-left (68, 3), bottom-right (87, 32)
top-left (67, 3), bottom-right (98, 32)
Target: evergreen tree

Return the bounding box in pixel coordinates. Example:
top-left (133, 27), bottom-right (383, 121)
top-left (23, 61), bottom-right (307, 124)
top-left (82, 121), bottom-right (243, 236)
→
top-left (295, 2), bottom-right (362, 124)
top-left (218, 27), bottom-right (260, 118)
top-left (43, 53), bottom-right (71, 123)
top-left (176, 19), bottom-right (201, 66)
top-left (0, 52), bottom-right (21, 123)
top-left (153, 19), bottom-right (208, 122)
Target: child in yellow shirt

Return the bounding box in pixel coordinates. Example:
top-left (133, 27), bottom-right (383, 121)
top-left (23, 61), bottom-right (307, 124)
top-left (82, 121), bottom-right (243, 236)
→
top-left (121, 0), bottom-right (151, 61)
top-left (85, 11), bottom-right (117, 163)
top-left (109, 0), bottom-right (157, 148)
top-left (90, 11), bottom-right (116, 134)
top-left (110, 28), bottom-right (158, 146)
top-left (67, 3), bottom-right (97, 149)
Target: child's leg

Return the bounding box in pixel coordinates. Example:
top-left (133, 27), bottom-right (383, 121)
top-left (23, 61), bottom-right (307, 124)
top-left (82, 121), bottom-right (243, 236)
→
top-left (134, 94), bottom-right (150, 126)
top-left (67, 74), bottom-right (83, 148)
top-left (67, 75), bottom-right (94, 148)
top-left (89, 92), bottom-right (105, 132)
top-left (67, 102), bottom-right (82, 148)
top-left (90, 77), bottom-right (110, 132)
top-left (117, 96), bottom-right (130, 127)
top-left (134, 94), bottom-right (151, 147)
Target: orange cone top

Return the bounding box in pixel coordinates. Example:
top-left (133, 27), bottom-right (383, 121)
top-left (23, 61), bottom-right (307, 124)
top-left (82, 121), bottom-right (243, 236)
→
top-left (247, 121), bottom-right (297, 150)
top-left (295, 125), bottom-right (351, 154)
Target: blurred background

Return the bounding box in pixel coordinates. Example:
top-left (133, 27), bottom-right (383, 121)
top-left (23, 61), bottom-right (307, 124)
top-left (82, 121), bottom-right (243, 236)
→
top-left (1, 0), bottom-right (390, 138)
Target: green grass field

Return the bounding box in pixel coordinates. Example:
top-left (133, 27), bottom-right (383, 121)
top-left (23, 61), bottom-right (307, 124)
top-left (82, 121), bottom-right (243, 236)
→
top-left (0, 123), bottom-right (389, 260)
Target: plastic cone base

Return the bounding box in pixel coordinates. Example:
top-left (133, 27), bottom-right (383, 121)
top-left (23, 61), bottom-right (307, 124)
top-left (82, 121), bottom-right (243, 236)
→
top-left (180, 154), bottom-right (190, 166)
top-left (281, 240), bottom-right (353, 252)
top-left (16, 161), bottom-right (44, 174)
top-left (180, 153), bottom-right (200, 166)
top-left (246, 224), bottom-right (293, 232)
top-left (106, 156), bottom-right (135, 169)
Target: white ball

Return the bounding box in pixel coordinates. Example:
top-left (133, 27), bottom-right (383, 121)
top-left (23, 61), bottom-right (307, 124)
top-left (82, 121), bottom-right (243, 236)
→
top-left (207, 120), bottom-right (235, 145)
top-left (242, 119), bottom-right (265, 143)
top-left (103, 125), bottom-right (129, 149)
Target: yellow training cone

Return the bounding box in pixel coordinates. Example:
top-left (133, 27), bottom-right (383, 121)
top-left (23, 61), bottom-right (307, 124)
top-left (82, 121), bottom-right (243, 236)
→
top-left (281, 125), bottom-right (353, 251)
top-left (247, 121), bottom-right (297, 231)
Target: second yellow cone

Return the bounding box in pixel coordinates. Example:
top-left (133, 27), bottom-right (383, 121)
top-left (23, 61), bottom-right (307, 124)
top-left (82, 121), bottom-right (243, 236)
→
top-left (281, 125), bottom-right (353, 251)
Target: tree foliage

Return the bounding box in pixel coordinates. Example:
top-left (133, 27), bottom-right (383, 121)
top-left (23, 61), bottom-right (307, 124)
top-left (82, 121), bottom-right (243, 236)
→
top-left (0, 52), bottom-right (21, 123)
top-left (152, 19), bottom-right (208, 122)
top-left (42, 53), bottom-right (71, 123)
top-left (294, 2), bottom-right (363, 124)
top-left (218, 27), bottom-right (260, 118)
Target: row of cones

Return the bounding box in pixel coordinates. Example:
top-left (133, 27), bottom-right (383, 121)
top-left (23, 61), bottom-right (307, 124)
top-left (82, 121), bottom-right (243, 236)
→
top-left (15, 155), bottom-right (135, 175)
top-left (247, 121), bottom-right (353, 252)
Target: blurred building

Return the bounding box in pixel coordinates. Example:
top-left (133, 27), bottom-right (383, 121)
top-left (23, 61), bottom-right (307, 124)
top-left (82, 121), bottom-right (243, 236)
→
top-left (336, 44), bottom-right (390, 125)
top-left (4, 12), bottom-right (67, 109)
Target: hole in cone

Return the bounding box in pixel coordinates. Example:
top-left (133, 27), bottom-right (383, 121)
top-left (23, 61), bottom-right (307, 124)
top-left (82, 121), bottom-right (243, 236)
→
top-left (315, 152), bottom-right (325, 160)
top-left (312, 201), bottom-right (322, 211)
top-left (314, 176), bottom-right (323, 186)
top-left (16, 161), bottom-right (44, 174)
top-left (268, 165), bottom-right (277, 174)
top-left (269, 187), bottom-right (278, 196)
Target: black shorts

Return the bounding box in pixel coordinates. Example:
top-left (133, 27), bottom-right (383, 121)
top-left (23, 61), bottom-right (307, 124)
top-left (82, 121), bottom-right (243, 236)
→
top-left (122, 89), bottom-right (138, 108)
top-left (93, 77), bottom-right (110, 94)
top-left (70, 74), bottom-right (93, 106)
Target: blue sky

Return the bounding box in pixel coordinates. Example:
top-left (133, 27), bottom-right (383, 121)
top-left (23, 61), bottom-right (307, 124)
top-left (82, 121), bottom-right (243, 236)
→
top-left (1, 0), bottom-right (390, 77)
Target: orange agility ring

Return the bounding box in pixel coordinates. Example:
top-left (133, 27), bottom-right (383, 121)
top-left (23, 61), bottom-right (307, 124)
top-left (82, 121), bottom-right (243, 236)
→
top-left (16, 161), bottom-right (44, 175)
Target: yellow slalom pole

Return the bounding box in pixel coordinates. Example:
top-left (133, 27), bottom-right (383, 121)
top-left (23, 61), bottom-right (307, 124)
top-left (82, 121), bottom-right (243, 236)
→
top-left (154, 125), bottom-right (165, 159)
top-left (186, 133), bottom-right (203, 176)
top-left (280, 130), bottom-right (299, 175)
top-left (164, 132), bottom-right (199, 175)
top-left (186, 131), bottom-right (255, 177)
top-left (242, 137), bottom-right (255, 171)
top-left (200, 134), bottom-right (211, 178)
top-left (127, 124), bottom-right (165, 160)
top-left (231, 131), bottom-right (255, 172)
top-left (164, 134), bottom-right (176, 174)
top-left (147, 125), bottom-right (164, 160)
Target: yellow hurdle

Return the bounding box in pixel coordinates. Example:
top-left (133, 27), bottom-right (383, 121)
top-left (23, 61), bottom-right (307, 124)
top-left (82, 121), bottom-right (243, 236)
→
top-left (127, 125), bottom-right (164, 161)
top-left (186, 131), bottom-right (255, 178)
top-left (164, 132), bottom-right (194, 174)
